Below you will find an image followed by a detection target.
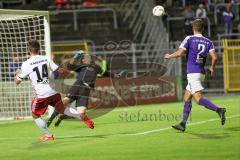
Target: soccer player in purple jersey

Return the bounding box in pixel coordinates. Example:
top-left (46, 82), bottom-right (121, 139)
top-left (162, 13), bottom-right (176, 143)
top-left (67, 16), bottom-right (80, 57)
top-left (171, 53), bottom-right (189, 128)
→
top-left (164, 19), bottom-right (226, 132)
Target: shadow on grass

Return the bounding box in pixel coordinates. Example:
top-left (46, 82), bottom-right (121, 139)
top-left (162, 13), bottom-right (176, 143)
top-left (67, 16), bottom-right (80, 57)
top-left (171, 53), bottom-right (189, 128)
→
top-left (225, 126), bottom-right (240, 132)
top-left (55, 132), bottom-right (132, 140)
top-left (28, 134), bottom-right (113, 149)
top-left (29, 140), bottom-right (62, 150)
top-left (187, 132), bottom-right (230, 139)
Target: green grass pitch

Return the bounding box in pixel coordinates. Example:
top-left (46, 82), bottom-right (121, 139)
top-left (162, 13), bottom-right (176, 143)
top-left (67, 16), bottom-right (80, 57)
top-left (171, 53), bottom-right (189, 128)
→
top-left (0, 95), bottom-right (239, 160)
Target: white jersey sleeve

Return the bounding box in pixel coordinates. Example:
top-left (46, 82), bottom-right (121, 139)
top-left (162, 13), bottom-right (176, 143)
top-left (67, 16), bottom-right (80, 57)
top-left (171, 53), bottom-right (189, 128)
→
top-left (16, 62), bottom-right (31, 81)
top-left (49, 59), bottom-right (59, 71)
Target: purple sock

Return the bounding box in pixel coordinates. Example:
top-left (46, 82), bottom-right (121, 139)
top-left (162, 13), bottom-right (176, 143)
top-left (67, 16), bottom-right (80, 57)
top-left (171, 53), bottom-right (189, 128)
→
top-left (182, 101), bottom-right (192, 124)
top-left (199, 98), bottom-right (218, 112)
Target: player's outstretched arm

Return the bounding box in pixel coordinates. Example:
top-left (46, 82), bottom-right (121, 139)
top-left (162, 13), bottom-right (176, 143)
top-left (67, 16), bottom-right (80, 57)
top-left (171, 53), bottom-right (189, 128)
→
top-left (15, 62), bottom-right (31, 85)
top-left (209, 51), bottom-right (218, 76)
top-left (164, 48), bottom-right (185, 59)
top-left (55, 67), bottom-right (71, 78)
top-left (49, 59), bottom-right (71, 79)
top-left (15, 69), bottom-right (22, 85)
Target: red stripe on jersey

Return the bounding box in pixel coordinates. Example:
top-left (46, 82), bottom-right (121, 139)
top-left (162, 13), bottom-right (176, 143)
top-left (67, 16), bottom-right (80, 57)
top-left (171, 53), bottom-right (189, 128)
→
top-left (31, 97), bottom-right (37, 112)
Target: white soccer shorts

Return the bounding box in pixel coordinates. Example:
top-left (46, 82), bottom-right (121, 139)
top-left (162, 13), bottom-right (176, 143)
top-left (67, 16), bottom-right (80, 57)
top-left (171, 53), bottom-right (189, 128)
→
top-left (186, 73), bottom-right (205, 94)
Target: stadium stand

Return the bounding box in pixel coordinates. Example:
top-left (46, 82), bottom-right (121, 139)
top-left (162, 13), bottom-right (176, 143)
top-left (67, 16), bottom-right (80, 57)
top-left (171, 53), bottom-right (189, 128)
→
top-left (160, 0), bottom-right (239, 41)
top-left (1, 0), bottom-right (239, 94)
top-left (2, 0), bottom-right (238, 43)
top-left (0, 0), bottom-right (27, 7)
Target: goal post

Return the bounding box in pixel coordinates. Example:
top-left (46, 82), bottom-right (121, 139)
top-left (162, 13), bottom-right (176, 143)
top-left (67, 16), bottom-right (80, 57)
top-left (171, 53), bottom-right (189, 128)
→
top-left (222, 39), bottom-right (240, 93)
top-left (0, 9), bottom-right (51, 120)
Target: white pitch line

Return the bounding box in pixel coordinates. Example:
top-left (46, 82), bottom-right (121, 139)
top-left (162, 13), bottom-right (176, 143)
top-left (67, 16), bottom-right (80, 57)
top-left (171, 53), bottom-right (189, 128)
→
top-left (0, 120), bottom-right (31, 125)
top-left (126, 114), bottom-right (240, 136)
top-left (0, 114), bottom-right (239, 140)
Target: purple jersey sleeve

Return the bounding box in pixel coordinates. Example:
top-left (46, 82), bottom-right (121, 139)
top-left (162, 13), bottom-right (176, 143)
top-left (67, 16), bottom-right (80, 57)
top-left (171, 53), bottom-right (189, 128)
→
top-left (179, 36), bottom-right (191, 50)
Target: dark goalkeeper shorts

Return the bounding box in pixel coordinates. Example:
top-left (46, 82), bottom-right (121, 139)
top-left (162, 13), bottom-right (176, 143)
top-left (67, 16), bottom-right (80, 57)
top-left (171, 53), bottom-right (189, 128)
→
top-left (66, 81), bottom-right (91, 108)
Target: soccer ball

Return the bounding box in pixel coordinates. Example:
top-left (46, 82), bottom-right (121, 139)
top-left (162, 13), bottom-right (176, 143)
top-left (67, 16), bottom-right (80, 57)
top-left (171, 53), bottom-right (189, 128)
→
top-left (152, 5), bottom-right (165, 16)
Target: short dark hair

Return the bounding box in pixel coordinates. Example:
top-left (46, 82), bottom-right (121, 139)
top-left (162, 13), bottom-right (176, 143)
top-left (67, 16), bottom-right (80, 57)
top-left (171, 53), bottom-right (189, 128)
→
top-left (192, 19), bottom-right (204, 32)
top-left (28, 40), bottom-right (40, 53)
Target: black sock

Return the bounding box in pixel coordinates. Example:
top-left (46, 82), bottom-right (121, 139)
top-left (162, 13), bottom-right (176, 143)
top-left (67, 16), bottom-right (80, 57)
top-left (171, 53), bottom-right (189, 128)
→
top-left (180, 122), bottom-right (186, 127)
top-left (48, 110), bottom-right (59, 122)
top-left (216, 108), bottom-right (222, 114)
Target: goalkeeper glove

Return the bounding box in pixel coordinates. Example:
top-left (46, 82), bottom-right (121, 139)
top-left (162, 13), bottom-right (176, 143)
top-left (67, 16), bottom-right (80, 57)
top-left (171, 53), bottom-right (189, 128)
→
top-left (73, 50), bottom-right (84, 59)
top-left (116, 70), bottom-right (128, 79)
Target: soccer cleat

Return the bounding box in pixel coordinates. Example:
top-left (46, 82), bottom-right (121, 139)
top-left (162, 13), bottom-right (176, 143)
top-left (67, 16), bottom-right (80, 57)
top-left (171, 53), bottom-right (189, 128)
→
top-left (172, 123), bottom-right (186, 132)
top-left (38, 135), bottom-right (54, 141)
top-left (80, 114), bottom-right (94, 129)
top-left (217, 108), bottom-right (226, 125)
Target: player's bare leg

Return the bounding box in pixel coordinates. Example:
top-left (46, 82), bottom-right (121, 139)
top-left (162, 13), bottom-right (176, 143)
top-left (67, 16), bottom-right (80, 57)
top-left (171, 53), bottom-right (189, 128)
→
top-left (193, 92), bottom-right (226, 125)
top-left (172, 90), bottom-right (193, 132)
top-left (32, 114), bottom-right (54, 141)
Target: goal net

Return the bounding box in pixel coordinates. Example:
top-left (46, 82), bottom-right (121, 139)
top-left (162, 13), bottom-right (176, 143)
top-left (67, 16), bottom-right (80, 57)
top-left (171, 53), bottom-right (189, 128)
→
top-left (0, 9), bottom-right (51, 120)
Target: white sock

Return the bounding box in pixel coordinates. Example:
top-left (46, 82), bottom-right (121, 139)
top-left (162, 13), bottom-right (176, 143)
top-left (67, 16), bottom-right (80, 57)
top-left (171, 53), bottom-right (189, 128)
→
top-left (64, 107), bottom-right (81, 119)
top-left (34, 118), bottom-right (52, 136)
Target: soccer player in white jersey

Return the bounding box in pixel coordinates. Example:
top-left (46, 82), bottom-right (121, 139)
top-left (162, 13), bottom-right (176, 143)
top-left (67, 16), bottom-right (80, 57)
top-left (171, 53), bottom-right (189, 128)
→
top-left (164, 19), bottom-right (226, 132)
top-left (15, 40), bottom-right (93, 140)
